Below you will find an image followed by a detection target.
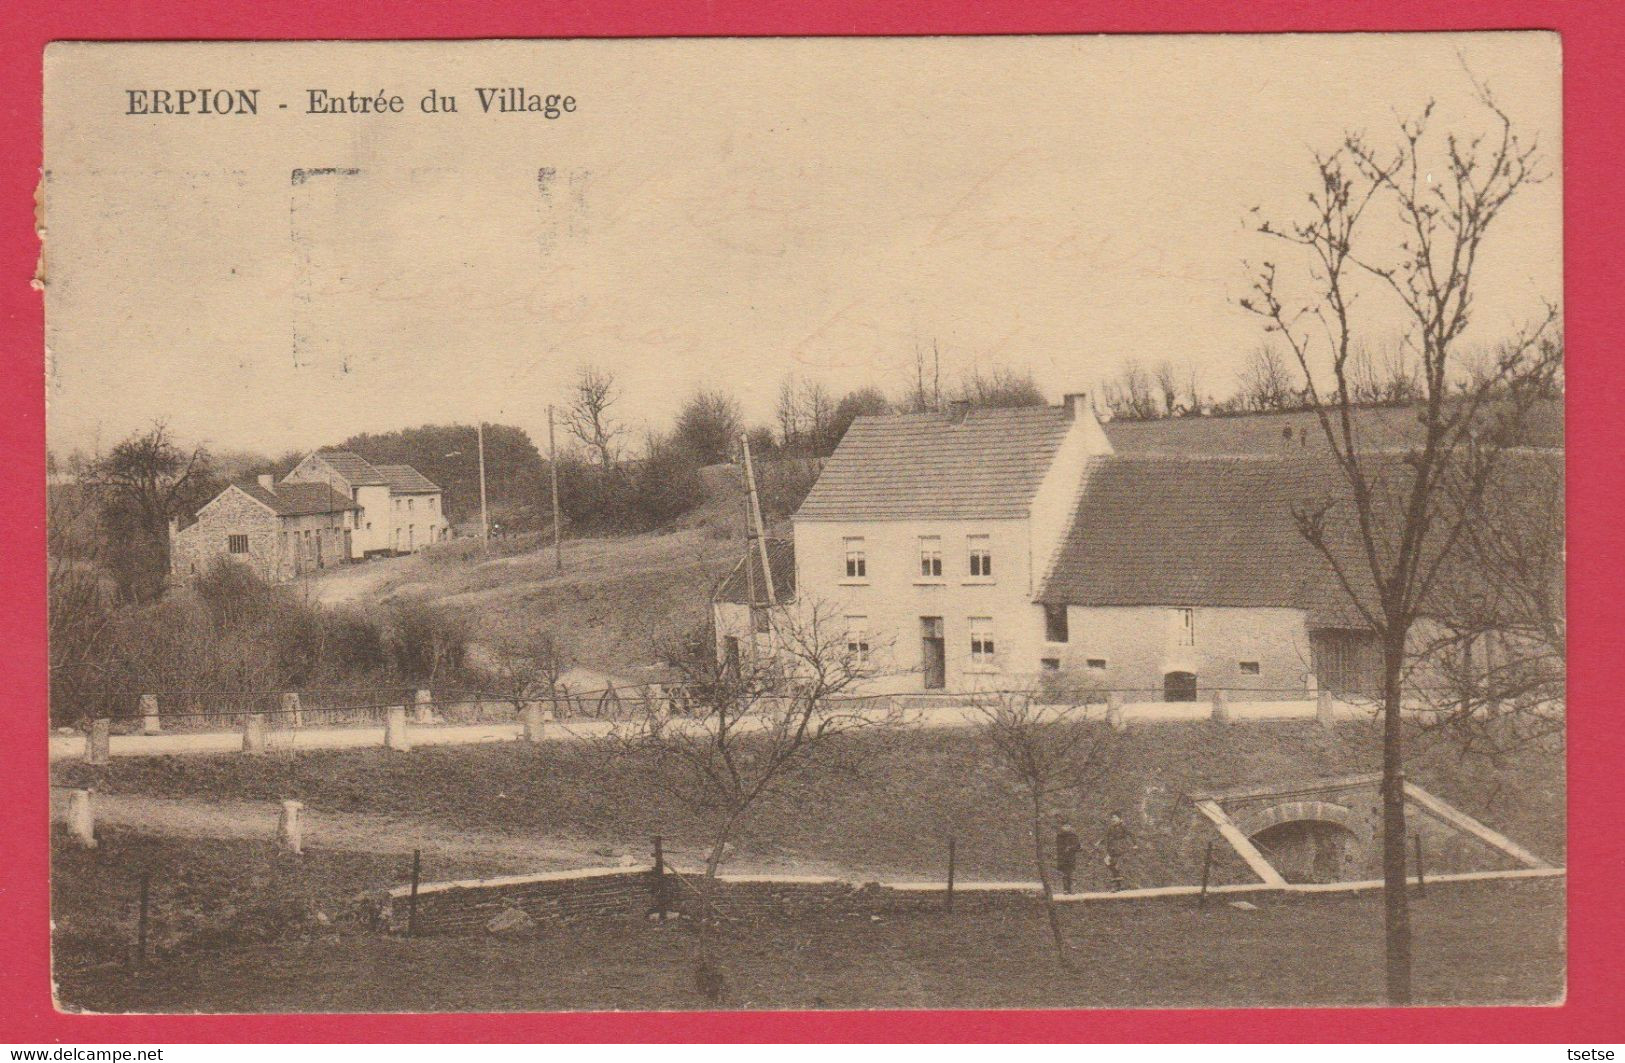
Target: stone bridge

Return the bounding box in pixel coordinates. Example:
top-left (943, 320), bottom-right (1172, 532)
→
top-left (1187, 773), bottom-right (1552, 886)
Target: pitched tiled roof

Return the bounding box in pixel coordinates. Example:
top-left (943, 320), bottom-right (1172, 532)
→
top-left (235, 481), bottom-right (361, 518)
top-left (1037, 455), bottom-right (1379, 626)
top-left (1100, 398), bottom-right (1564, 456)
top-left (312, 450), bottom-right (387, 486)
top-left (794, 406), bottom-right (1074, 521)
top-left (374, 464), bottom-right (441, 494)
top-left (714, 539), bottom-right (796, 605)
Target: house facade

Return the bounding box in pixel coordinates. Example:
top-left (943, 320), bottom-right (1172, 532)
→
top-left (714, 395), bottom-right (1435, 700)
top-left (281, 450), bottom-right (446, 558)
top-left (375, 464), bottom-right (450, 553)
top-left (168, 476), bottom-right (359, 582)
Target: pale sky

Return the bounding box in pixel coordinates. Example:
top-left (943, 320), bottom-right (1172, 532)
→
top-left (42, 33), bottom-right (1561, 457)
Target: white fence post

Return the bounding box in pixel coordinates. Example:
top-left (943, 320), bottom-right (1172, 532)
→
top-left (86, 719), bottom-right (111, 765)
top-left (413, 689), bottom-right (434, 725)
top-left (140, 694), bottom-right (160, 735)
top-left (242, 713), bottom-right (268, 755)
top-left (281, 691), bottom-right (303, 728)
top-left (385, 706), bottom-right (412, 751)
top-left (522, 701), bottom-right (545, 742)
top-left (1317, 690), bottom-right (1336, 730)
top-left (1106, 691), bottom-right (1126, 733)
top-left (1210, 688), bottom-right (1230, 724)
top-left (277, 800), bottom-right (304, 855)
top-left (66, 788), bottom-right (96, 848)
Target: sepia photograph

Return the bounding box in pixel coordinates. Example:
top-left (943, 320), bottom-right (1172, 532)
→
top-left (39, 32), bottom-right (1564, 1015)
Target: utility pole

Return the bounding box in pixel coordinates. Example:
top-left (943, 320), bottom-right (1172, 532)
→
top-left (548, 404), bottom-right (563, 573)
top-left (477, 420), bottom-right (489, 545)
top-left (740, 434), bottom-right (775, 607)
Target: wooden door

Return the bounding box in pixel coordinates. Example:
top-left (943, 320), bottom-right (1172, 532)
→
top-left (921, 617), bottom-right (946, 689)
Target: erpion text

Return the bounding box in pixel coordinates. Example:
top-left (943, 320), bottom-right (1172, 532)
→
top-left (125, 89), bottom-right (260, 115)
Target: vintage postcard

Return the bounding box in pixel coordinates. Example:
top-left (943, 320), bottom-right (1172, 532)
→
top-left (42, 34), bottom-right (1563, 1013)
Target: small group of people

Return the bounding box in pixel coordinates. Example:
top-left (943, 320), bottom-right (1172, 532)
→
top-left (1053, 812), bottom-right (1135, 895)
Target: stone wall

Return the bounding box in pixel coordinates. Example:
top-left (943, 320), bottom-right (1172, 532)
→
top-left (170, 486), bottom-right (283, 581)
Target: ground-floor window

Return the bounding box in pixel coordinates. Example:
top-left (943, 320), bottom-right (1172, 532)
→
top-left (845, 616), bottom-right (870, 664)
top-left (969, 617), bottom-right (995, 665)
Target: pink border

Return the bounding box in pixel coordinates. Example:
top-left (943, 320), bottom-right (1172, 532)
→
top-left (4, 0), bottom-right (1620, 1043)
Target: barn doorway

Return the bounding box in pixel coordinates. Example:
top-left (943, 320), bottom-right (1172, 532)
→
top-left (1311, 629), bottom-right (1383, 698)
top-left (1163, 670), bottom-right (1198, 702)
top-left (921, 616), bottom-right (946, 689)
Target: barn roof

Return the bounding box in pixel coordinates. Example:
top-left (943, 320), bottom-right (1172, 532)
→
top-left (1038, 448), bottom-right (1561, 627)
top-left (794, 406), bottom-right (1074, 521)
top-left (374, 464), bottom-right (442, 494)
top-left (714, 539), bottom-right (796, 606)
top-left (312, 450), bottom-right (388, 486)
top-left (235, 481), bottom-right (361, 517)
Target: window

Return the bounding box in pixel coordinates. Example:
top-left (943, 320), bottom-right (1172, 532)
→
top-left (1041, 658), bottom-right (1060, 671)
top-left (846, 617), bottom-right (870, 664)
top-left (1044, 604), bottom-right (1069, 643)
top-left (968, 535), bottom-right (993, 578)
top-left (408, 498), bottom-right (415, 511)
top-left (1174, 608), bottom-right (1196, 646)
top-left (969, 617), bottom-right (995, 664)
top-left (1086, 658), bottom-right (1108, 671)
top-left (918, 536), bottom-right (942, 578)
top-left (227, 534), bottom-right (249, 554)
top-left (844, 538), bottom-right (867, 579)
top-left (1239, 661), bottom-right (1261, 675)
top-left (751, 606), bottom-right (771, 634)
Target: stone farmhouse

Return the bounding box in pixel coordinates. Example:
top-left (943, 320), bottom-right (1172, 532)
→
top-left (714, 397), bottom-right (1559, 700)
top-left (170, 450), bottom-right (448, 581)
top-left (168, 475), bottom-right (359, 582)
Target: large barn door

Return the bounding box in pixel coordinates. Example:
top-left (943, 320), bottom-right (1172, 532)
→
top-left (1311, 629), bottom-right (1382, 698)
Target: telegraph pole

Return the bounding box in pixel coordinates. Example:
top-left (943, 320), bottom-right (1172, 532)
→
top-left (548, 405), bottom-right (563, 573)
top-left (740, 434), bottom-right (775, 607)
top-left (477, 420), bottom-right (489, 544)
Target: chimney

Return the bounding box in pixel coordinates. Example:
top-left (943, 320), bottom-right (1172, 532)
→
top-left (257, 473), bottom-right (275, 491)
top-left (1065, 392), bottom-right (1098, 422)
top-left (947, 399), bottom-right (971, 424)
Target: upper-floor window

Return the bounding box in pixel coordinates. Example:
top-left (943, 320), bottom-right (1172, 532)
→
top-left (751, 606), bottom-right (771, 635)
top-left (227, 534), bottom-right (249, 554)
top-left (968, 535), bottom-right (993, 578)
top-left (845, 616), bottom-right (870, 664)
top-left (1174, 608), bottom-right (1196, 646)
top-left (919, 536), bottom-right (942, 578)
top-left (844, 538), bottom-right (867, 579)
top-left (969, 617), bottom-right (996, 664)
top-left (408, 498), bottom-right (415, 511)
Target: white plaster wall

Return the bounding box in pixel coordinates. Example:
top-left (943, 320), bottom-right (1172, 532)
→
top-left (1050, 605), bottom-right (1316, 697)
top-left (1028, 401), bottom-right (1114, 591)
top-left (353, 484), bottom-right (392, 556)
top-left (792, 517), bottom-right (1047, 692)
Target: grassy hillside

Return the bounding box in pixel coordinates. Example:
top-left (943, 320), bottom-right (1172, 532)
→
top-left (306, 465), bottom-right (761, 682)
top-left (56, 721), bottom-right (1564, 888)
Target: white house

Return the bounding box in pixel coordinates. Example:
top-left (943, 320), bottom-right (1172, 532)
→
top-left (713, 395), bottom-right (1426, 700)
top-left (282, 450), bottom-right (447, 559)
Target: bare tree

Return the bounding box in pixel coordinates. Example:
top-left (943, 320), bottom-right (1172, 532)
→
top-left (488, 631), bottom-right (573, 714)
top-left (972, 692), bottom-right (1112, 969)
top-left (1102, 359), bottom-right (1159, 421)
top-left (1241, 80), bottom-right (1559, 1003)
top-left (1409, 445), bottom-right (1564, 756)
top-left (904, 339), bottom-right (943, 414)
top-left (565, 366), bottom-right (626, 468)
top-left (82, 422), bottom-right (217, 602)
top-left (955, 366), bottom-right (1047, 409)
top-left (1235, 345), bottom-right (1297, 412)
top-left (599, 604), bottom-right (906, 877)
top-left (775, 376), bottom-right (802, 451)
top-left (1153, 360), bottom-right (1181, 417)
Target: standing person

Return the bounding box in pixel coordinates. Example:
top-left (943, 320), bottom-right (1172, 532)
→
top-left (1103, 811), bottom-right (1135, 891)
top-left (1055, 819), bottom-right (1081, 894)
